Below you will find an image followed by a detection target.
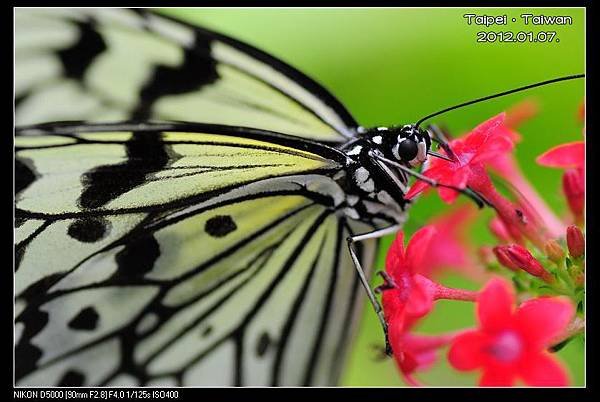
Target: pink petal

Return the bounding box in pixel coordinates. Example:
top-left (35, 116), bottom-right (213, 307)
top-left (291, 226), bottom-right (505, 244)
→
top-left (406, 226), bottom-right (437, 271)
top-left (489, 216), bottom-right (513, 243)
top-left (418, 205), bottom-right (476, 275)
top-left (437, 168), bottom-right (470, 203)
top-left (448, 330), bottom-right (488, 370)
top-left (420, 237), bottom-right (468, 276)
top-left (477, 278), bottom-right (515, 333)
top-left (397, 349), bottom-right (419, 375)
top-left (519, 352), bottom-right (570, 386)
top-left (405, 165), bottom-right (449, 199)
top-left (472, 135), bottom-right (514, 165)
top-left (385, 231), bottom-right (406, 275)
top-left (405, 275), bottom-right (435, 318)
top-left (382, 288), bottom-right (406, 324)
top-left (413, 349), bottom-right (438, 370)
top-left (514, 297), bottom-right (574, 349)
top-left (431, 203), bottom-right (477, 229)
top-left (438, 187), bottom-right (461, 204)
top-left (464, 113), bottom-right (507, 150)
top-left (405, 179), bottom-right (430, 200)
top-left (480, 366), bottom-right (517, 386)
top-left (536, 141), bottom-right (584, 169)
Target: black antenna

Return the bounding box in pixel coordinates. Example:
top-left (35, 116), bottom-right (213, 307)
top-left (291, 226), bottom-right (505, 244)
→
top-left (415, 74), bottom-right (585, 128)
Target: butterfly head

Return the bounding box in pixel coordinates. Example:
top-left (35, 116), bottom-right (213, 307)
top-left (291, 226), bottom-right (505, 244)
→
top-left (370, 125), bottom-right (431, 167)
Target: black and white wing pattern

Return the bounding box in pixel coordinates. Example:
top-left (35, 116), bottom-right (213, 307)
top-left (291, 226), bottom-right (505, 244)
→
top-left (15, 123), bottom-right (377, 386)
top-left (15, 8), bottom-right (358, 141)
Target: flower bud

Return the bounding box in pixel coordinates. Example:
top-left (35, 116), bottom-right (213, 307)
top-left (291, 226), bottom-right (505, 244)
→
top-left (493, 246), bottom-right (519, 271)
top-left (544, 239), bottom-right (565, 263)
top-left (502, 244), bottom-right (553, 282)
top-left (563, 168), bottom-right (584, 219)
top-left (566, 225), bottom-right (585, 258)
top-left (489, 217), bottom-right (512, 243)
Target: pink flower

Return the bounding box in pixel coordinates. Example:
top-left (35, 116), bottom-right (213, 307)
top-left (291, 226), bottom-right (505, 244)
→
top-left (420, 204), bottom-right (481, 279)
top-left (407, 113), bottom-right (550, 249)
top-left (537, 142), bottom-right (584, 169)
top-left (382, 227), bottom-right (479, 384)
top-left (448, 278), bottom-right (574, 386)
top-left (389, 331), bottom-right (453, 386)
top-left (537, 141), bottom-right (585, 223)
top-left (406, 113), bottom-right (514, 203)
top-left (382, 227), bottom-right (438, 330)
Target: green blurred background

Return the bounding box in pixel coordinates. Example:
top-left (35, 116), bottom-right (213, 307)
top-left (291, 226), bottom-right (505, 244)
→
top-left (161, 8), bottom-right (585, 386)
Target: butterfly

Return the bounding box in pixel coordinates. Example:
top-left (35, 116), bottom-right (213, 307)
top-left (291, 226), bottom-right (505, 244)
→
top-left (14, 8), bottom-right (582, 387)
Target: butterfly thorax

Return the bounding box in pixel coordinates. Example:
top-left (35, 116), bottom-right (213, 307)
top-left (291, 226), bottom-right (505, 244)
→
top-left (335, 125), bottom-right (431, 225)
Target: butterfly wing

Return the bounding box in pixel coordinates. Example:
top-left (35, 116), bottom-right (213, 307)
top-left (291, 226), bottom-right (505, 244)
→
top-left (15, 123), bottom-right (376, 386)
top-left (15, 8), bottom-right (358, 142)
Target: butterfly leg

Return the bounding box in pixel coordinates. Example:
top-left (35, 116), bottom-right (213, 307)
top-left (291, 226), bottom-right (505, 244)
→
top-left (346, 224), bottom-right (400, 356)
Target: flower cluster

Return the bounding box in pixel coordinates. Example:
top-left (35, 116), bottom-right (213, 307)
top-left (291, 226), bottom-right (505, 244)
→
top-left (379, 101), bottom-right (585, 386)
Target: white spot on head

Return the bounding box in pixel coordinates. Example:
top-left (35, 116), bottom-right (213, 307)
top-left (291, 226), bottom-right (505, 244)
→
top-left (392, 143), bottom-right (400, 160)
top-left (347, 145), bottom-right (362, 156)
top-left (377, 127), bottom-right (389, 131)
top-left (372, 136), bottom-right (383, 144)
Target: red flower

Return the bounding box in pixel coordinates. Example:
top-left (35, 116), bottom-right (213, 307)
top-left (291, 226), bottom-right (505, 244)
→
top-left (382, 227), bottom-right (479, 384)
top-left (537, 141), bottom-right (585, 223)
top-left (381, 227), bottom-right (440, 382)
top-left (406, 113), bottom-right (514, 203)
top-left (382, 227), bottom-right (438, 330)
top-left (448, 278), bottom-right (574, 386)
top-left (407, 113), bottom-right (550, 248)
top-left (420, 204), bottom-right (480, 279)
top-left (389, 331), bottom-right (453, 386)
top-left (537, 141), bottom-right (584, 169)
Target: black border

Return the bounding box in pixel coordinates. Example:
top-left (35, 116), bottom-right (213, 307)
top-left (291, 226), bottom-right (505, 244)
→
top-left (7, 2), bottom-right (595, 400)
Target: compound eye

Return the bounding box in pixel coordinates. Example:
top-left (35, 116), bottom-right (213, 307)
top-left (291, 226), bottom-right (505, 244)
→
top-left (396, 139), bottom-right (419, 161)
